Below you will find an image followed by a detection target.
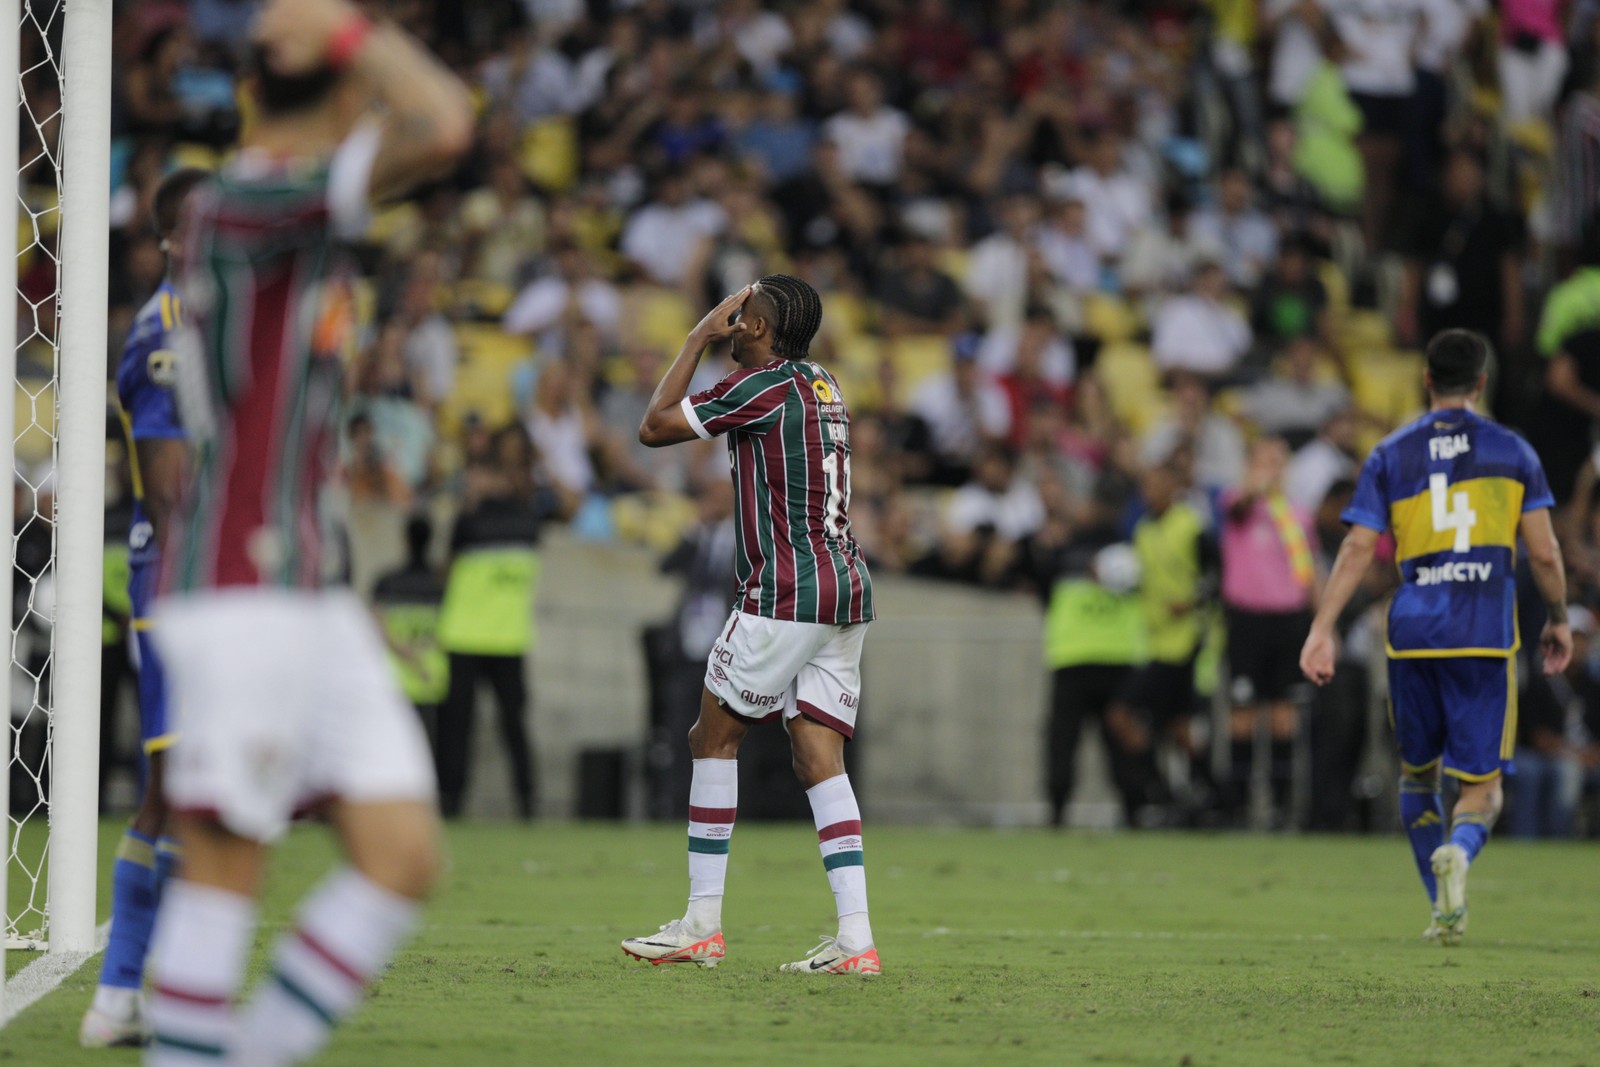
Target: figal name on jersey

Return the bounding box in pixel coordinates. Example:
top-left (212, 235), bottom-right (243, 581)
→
top-left (1415, 561), bottom-right (1493, 585)
top-left (1428, 433), bottom-right (1471, 460)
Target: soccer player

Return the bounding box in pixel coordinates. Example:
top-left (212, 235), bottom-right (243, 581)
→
top-left (621, 276), bottom-right (880, 975)
top-left (1301, 329), bottom-right (1571, 944)
top-left (80, 167), bottom-right (209, 1049)
top-left (142, 2), bottom-right (471, 1064)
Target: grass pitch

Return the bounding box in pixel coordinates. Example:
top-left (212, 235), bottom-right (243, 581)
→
top-left (5, 820), bottom-right (1599, 1065)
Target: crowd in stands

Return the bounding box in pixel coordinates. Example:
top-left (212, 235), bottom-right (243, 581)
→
top-left (22, 0), bottom-right (1600, 833)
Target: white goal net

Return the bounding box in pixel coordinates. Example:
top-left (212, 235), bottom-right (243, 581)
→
top-left (5, 0), bottom-right (65, 955)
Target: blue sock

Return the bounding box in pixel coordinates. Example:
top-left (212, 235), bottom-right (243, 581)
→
top-left (154, 837), bottom-right (182, 903)
top-left (1451, 812), bottom-right (1491, 864)
top-left (1398, 781), bottom-right (1444, 905)
top-left (98, 830), bottom-right (160, 989)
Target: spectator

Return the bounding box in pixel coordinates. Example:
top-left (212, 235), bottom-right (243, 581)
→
top-left (395, 252), bottom-right (461, 409)
top-left (1511, 605), bottom-right (1597, 837)
top-left (964, 194), bottom-right (1038, 330)
top-left (1120, 190), bottom-right (1224, 298)
top-left (1553, 62), bottom-right (1600, 260)
top-left (1219, 435), bottom-right (1320, 828)
top-left (1034, 194), bottom-right (1101, 293)
top-left (1058, 130), bottom-right (1155, 262)
top-left (910, 334), bottom-right (1013, 485)
top-left (1190, 168), bottom-right (1279, 289)
top-left (1398, 150), bottom-right (1525, 352)
top-left (1498, 0), bottom-right (1566, 127)
top-left (1285, 407), bottom-right (1361, 512)
top-left (346, 413), bottom-right (412, 510)
top-left (458, 156), bottom-right (547, 290)
top-left (1326, 0), bottom-right (1423, 248)
top-left (503, 243), bottom-right (624, 353)
top-left (620, 169), bottom-right (726, 288)
top-left (1151, 261), bottom-right (1253, 380)
top-left (1142, 371), bottom-right (1248, 491)
top-left (731, 89), bottom-right (817, 185)
top-left (1242, 337), bottom-right (1351, 447)
top-left (982, 304), bottom-right (1076, 431)
top-left (940, 446), bottom-right (1046, 585)
top-left (874, 234), bottom-right (965, 337)
top-left (526, 357), bottom-right (602, 498)
top-left (1251, 235), bottom-right (1332, 351)
top-left (823, 68), bottom-right (910, 188)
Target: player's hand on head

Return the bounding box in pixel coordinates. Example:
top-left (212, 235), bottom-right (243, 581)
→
top-left (692, 286), bottom-right (752, 345)
top-left (254, 0), bottom-right (361, 75)
top-left (1299, 630), bottom-right (1336, 686)
top-left (1541, 622), bottom-right (1573, 676)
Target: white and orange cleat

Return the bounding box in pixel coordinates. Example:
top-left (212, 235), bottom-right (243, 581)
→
top-left (621, 920), bottom-right (726, 967)
top-left (779, 936), bottom-right (881, 975)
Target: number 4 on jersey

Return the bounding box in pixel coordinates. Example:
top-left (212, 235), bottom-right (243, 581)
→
top-left (1429, 473), bottom-right (1475, 553)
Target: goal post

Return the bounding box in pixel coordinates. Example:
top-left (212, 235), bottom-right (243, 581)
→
top-left (49, 0), bottom-right (112, 955)
top-left (3, 0), bottom-right (110, 974)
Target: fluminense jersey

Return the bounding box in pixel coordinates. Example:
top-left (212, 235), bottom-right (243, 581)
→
top-left (1343, 408), bottom-right (1553, 657)
top-left (169, 126), bottom-right (378, 592)
top-left (115, 281), bottom-right (186, 569)
top-left (682, 358), bottom-right (874, 625)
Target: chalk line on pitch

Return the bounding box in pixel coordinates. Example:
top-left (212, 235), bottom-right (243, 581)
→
top-left (0, 920), bottom-right (111, 1028)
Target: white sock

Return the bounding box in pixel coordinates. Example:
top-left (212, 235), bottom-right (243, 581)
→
top-left (146, 880), bottom-right (257, 1066)
top-left (235, 867), bottom-right (420, 1067)
top-left (91, 984), bottom-right (139, 1023)
top-left (807, 773), bottom-right (873, 952)
top-left (685, 758), bottom-right (737, 935)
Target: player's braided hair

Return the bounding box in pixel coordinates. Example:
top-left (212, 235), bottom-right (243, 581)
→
top-left (751, 274), bottom-right (823, 360)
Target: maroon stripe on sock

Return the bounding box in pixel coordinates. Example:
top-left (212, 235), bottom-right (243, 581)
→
top-left (817, 819), bottom-right (862, 842)
top-left (153, 983), bottom-right (229, 1008)
top-left (296, 928), bottom-right (366, 987)
top-left (689, 806), bottom-right (737, 824)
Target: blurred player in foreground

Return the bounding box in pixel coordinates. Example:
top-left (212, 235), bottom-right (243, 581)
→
top-left (622, 276), bottom-right (880, 975)
top-left (1301, 329), bottom-right (1570, 944)
top-left (80, 167), bottom-right (209, 1049)
top-left (143, 2), bottom-right (471, 1064)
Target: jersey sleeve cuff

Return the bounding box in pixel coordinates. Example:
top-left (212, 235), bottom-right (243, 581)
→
top-left (681, 397), bottom-right (714, 441)
top-left (1522, 495), bottom-right (1555, 512)
top-left (1340, 508), bottom-right (1386, 531)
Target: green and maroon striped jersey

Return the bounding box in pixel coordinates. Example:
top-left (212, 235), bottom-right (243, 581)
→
top-left (168, 127), bottom-right (379, 593)
top-left (681, 359), bottom-right (874, 625)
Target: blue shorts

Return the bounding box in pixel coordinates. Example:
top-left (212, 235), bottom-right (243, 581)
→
top-left (129, 555), bottom-right (175, 755)
top-left (1387, 656), bottom-right (1516, 782)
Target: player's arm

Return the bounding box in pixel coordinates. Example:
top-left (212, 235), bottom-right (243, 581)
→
top-left (254, 0), bottom-right (473, 202)
top-left (1299, 523), bottom-right (1379, 686)
top-left (135, 438), bottom-right (186, 550)
top-left (1519, 506), bottom-right (1574, 675)
top-left (639, 287), bottom-right (751, 448)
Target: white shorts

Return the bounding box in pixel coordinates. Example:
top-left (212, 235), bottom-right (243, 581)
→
top-left (704, 610), bottom-right (868, 738)
top-left (153, 588), bottom-right (436, 841)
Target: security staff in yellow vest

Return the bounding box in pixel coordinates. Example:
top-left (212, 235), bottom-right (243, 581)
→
top-left (372, 516), bottom-right (450, 716)
top-left (1112, 460), bottom-right (1220, 819)
top-left (1036, 484), bottom-right (1152, 828)
top-left (436, 473), bottom-right (557, 820)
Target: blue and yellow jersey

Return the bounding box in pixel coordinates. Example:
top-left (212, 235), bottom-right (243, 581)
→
top-left (115, 281), bottom-right (186, 569)
top-left (1344, 409), bottom-right (1553, 658)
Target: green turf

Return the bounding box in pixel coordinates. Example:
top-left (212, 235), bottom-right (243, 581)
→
top-left (4, 821), bottom-right (1599, 1065)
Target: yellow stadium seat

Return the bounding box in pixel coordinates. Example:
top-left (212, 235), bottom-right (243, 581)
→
top-left (521, 118), bottom-right (578, 195)
top-left (441, 324), bottom-right (534, 434)
top-left (627, 286), bottom-right (696, 353)
top-left (1082, 293), bottom-right (1143, 343)
top-left (887, 335), bottom-right (951, 408)
top-left (1093, 341), bottom-right (1164, 435)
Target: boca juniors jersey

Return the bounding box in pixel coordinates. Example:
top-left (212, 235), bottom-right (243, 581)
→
top-left (681, 358), bottom-right (874, 626)
top-left (1343, 408), bottom-right (1553, 657)
top-left (115, 281), bottom-right (186, 569)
